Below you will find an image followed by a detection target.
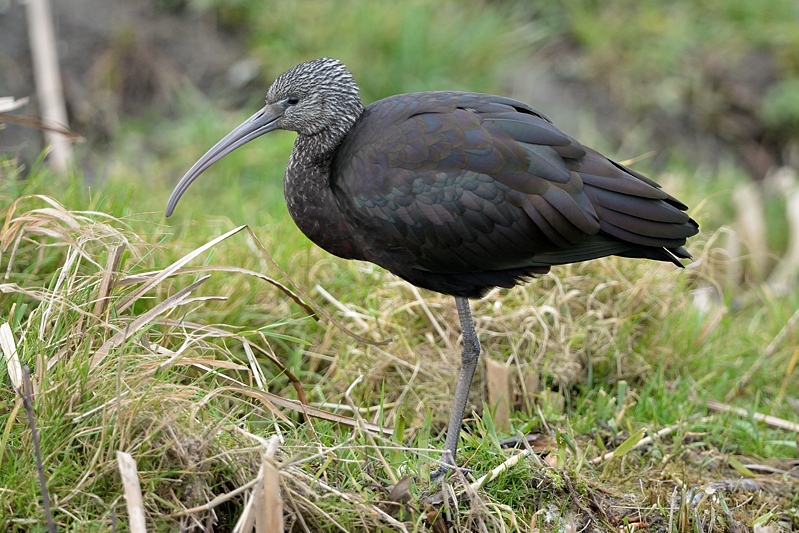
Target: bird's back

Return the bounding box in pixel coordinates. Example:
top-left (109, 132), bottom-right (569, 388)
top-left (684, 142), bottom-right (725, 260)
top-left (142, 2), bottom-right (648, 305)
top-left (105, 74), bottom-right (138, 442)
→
top-left (331, 91), bottom-right (698, 298)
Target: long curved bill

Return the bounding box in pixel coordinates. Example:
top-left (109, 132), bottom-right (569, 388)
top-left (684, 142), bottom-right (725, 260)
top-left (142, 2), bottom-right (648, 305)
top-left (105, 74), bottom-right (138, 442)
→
top-left (165, 105), bottom-right (284, 217)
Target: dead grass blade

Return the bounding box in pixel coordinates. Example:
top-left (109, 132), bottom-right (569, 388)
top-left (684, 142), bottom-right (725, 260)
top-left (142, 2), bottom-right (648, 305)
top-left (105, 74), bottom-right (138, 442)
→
top-left (0, 96), bottom-right (29, 113)
top-left (115, 225), bottom-right (247, 314)
top-left (234, 474), bottom-right (262, 533)
top-left (0, 112), bottom-right (84, 142)
top-left (0, 322), bottom-right (23, 391)
top-left (590, 416), bottom-right (715, 465)
top-left (706, 399), bottom-right (799, 432)
top-left (209, 385), bottom-right (392, 435)
top-left (116, 451), bottom-right (147, 533)
top-left (118, 265), bottom-right (315, 318)
top-left (91, 275), bottom-right (211, 368)
top-left (0, 397), bottom-right (23, 469)
top-left (170, 478), bottom-right (260, 519)
top-left (93, 242), bottom-right (127, 319)
top-left (257, 436), bottom-right (284, 533)
top-left (233, 436), bottom-right (283, 533)
top-left (38, 243), bottom-right (80, 341)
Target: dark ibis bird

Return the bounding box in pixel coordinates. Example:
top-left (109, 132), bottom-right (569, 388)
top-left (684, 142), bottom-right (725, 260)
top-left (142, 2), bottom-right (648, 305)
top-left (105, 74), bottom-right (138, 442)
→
top-left (166, 58), bottom-right (698, 478)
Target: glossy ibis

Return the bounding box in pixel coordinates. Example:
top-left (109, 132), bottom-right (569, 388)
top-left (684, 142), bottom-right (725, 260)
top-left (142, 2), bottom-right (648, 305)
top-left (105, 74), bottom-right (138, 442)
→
top-left (165, 58), bottom-right (698, 479)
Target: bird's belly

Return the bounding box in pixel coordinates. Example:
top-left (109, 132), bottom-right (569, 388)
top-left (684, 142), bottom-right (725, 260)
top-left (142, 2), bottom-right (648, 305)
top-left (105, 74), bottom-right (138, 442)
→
top-left (283, 189), bottom-right (364, 261)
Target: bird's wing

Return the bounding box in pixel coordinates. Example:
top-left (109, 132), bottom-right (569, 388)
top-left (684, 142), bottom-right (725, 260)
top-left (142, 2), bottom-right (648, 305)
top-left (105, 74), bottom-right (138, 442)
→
top-left (332, 92), bottom-right (696, 288)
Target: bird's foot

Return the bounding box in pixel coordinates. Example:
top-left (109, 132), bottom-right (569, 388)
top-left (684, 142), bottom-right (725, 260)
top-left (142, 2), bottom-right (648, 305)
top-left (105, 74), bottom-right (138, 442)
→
top-left (429, 464), bottom-right (451, 482)
top-left (429, 462), bottom-right (472, 483)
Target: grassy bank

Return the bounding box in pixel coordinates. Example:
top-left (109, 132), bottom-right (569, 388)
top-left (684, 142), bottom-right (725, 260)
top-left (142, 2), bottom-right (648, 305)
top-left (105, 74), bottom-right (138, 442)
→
top-left (0, 143), bottom-right (796, 531)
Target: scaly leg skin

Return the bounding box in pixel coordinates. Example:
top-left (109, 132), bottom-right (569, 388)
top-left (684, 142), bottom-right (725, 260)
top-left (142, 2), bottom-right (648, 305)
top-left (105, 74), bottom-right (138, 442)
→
top-left (430, 296), bottom-right (481, 481)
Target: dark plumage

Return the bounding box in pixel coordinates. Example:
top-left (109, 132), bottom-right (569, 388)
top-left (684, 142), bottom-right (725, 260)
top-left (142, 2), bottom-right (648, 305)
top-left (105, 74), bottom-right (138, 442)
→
top-left (166, 58), bottom-right (698, 478)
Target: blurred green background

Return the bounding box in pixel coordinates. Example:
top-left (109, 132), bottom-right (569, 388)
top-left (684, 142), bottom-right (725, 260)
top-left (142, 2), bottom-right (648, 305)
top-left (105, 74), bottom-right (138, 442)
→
top-left (3, 0), bottom-right (799, 236)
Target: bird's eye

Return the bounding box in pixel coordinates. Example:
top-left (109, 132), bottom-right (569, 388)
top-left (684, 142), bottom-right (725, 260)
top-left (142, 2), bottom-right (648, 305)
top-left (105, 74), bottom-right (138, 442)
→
top-left (286, 96), bottom-right (300, 105)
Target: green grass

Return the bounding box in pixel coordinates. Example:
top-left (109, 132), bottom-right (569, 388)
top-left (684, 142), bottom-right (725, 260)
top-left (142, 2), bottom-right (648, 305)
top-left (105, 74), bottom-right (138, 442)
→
top-left (0, 144), bottom-right (797, 531)
top-left (547, 0), bottom-right (799, 132)
top-left (225, 0), bottom-right (542, 102)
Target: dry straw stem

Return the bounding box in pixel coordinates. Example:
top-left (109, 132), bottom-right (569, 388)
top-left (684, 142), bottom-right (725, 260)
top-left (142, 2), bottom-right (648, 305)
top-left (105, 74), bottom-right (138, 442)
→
top-left (234, 435), bottom-right (284, 533)
top-left (26, 0), bottom-right (74, 171)
top-left (589, 416), bottom-right (715, 465)
top-left (0, 96), bottom-right (30, 112)
top-left (0, 322), bottom-right (23, 391)
top-left (116, 451), bottom-right (147, 533)
top-left (259, 437), bottom-right (284, 533)
top-left (470, 448), bottom-right (533, 491)
top-left (706, 399), bottom-right (799, 432)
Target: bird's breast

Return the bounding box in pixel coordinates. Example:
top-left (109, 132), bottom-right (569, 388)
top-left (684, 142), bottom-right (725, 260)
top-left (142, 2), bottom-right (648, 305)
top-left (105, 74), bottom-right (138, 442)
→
top-left (284, 156), bottom-right (365, 262)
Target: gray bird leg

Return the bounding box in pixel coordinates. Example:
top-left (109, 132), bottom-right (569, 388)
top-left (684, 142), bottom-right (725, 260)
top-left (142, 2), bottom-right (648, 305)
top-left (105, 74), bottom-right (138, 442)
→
top-left (430, 296), bottom-right (481, 480)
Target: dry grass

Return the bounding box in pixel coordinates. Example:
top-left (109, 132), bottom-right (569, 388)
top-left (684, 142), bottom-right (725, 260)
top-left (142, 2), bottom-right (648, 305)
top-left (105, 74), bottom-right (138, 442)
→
top-left (0, 195), bottom-right (524, 530)
top-left (308, 250), bottom-right (701, 441)
top-left (0, 193), bottom-right (796, 531)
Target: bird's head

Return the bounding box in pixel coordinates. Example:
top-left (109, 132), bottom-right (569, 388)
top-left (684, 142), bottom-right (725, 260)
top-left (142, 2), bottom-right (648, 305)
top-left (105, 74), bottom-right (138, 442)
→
top-left (165, 58), bottom-right (362, 217)
top-left (267, 58), bottom-right (362, 137)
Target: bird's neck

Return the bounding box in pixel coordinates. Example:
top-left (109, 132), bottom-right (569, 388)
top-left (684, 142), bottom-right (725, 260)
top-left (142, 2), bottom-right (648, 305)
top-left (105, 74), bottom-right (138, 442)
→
top-left (284, 137), bottom-right (364, 261)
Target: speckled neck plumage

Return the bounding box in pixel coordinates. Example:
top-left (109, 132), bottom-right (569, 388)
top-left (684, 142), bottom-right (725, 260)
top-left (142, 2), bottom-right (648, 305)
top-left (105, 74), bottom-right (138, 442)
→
top-left (284, 132), bottom-right (365, 262)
